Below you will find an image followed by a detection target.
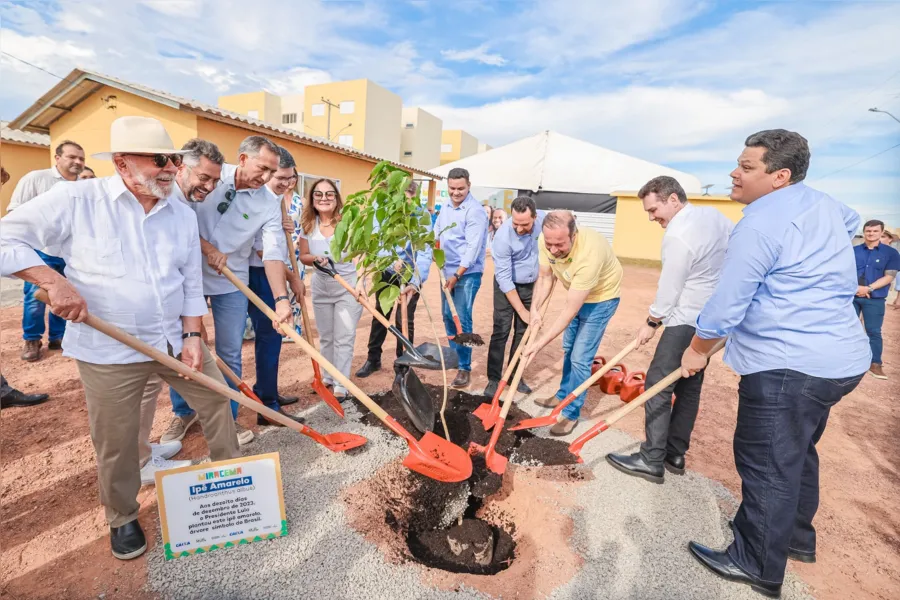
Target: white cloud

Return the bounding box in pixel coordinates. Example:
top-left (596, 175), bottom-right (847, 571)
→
top-left (139, 0), bottom-right (205, 17)
top-left (441, 44), bottom-right (507, 66)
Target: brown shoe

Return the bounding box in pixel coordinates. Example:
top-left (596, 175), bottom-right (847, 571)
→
top-left (48, 339), bottom-right (63, 351)
top-left (869, 363), bottom-right (887, 380)
top-left (21, 340), bottom-right (42, 362)
top-left (451, 370), bottom-right (471, 389)
top-left (534, 396), bottom-right (561, 409)
top-left (549, 417), bottom-right (577, 436)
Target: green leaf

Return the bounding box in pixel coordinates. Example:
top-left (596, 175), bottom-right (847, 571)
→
top-left (387, 170), bottom-right (407, 190)
top-left (378, 284), bottom-right (401, 314)
top-left (433, 248), bottom-right (445, 268)
top-left (420, 213), bottom-right (432, 226)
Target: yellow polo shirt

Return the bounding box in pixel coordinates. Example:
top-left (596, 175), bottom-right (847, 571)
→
top-left (539, 227), bottom-right (623, 303)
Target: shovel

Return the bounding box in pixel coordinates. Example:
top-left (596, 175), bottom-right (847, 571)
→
top-left (35, 290), bottom-right (366, 454)
top-left (280, 202), bottom-right (344, 418)
top-left (436, 268), bottom-right (484, 348)
top-left (312, 257), bottom-right (442, 371)
top-left (393, 288), bottom-right (434, 433)
top-left (214, 353), bottom-right (264, 405)
top-left (509, 337), bottom-right (644, 431)
top-left (473, 279), bottom-right (557, 431)
top-left (220, 267), bottom-right (472, 483)
top-left (567, 339), bottom-right (726, 462)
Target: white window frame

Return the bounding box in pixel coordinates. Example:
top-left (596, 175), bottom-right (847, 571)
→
top-left (282, 113), bottom-right (297, 124)
top-left (339, 101), bottom-right (355, 114)
top-left (338, 134), bottom-right (354, 147)
top-left (441, 143), bottom-right (453, 153)
top-left (311, 103), bottom-right (325, 117)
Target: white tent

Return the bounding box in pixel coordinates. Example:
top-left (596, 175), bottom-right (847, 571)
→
top-left (431, 130), bottom-right (702, 195)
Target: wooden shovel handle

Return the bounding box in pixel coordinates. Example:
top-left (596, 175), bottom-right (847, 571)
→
top-left (213, 354), bottom-right (263, 404)
top-left (328, 271), bottom-right (394, 331)
top-left (498, 282), bottom-right (557, 383)
top-left (220, 266), bottom-right (393, 423)
top-left (498, 279), bottom-right (557, 420)
top-left (34, 289), bottom-right (304, 432)
top-left (569, 337), bottom-right (645, 399)
top-left (437, 270), bottom-right (463, 325)
top-left (400, 285), bottom-right (410, 339)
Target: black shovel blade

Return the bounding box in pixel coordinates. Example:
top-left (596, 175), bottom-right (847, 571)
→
top-left (394, 342), bottom-right (458, 370)
top-left (388, 326), bottom-right (443, 370)
top-left (392, 367), bottom-right (435, 433)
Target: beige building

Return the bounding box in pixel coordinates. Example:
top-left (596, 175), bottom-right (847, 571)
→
top-left (441, 129), bottom-right (479, 165)
top-left (477, 142), bottom-right (493, 154)
top-left (400, 107), bottom-right (442, 171)
top-left (280, 93), bottom-right (304, 131)
top-left (217, 91), bottom-right (282, 127)
top-left (303, 79), bottom-right (402, 161)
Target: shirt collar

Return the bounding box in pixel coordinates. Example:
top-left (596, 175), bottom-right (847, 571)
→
top-left (105, 174), bottom-right (171, 212)
top-left (51, 166), bottom-right (65, 180)
top-left (666, 202), bottom-right (694, 230)
top-left (742, 183), bottom-right (805, 216)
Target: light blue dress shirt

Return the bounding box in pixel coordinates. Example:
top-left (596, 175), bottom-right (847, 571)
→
top-left (491, 210), bottom-right (546, 294)
top-left (695, 183), bottom-right (871, 378)
top-left (372, 205), bottom-right (433, 288)
top-left (433, 192), bottom-right (488, 278)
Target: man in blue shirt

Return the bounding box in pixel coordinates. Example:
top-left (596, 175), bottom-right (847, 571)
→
top-left (681, 129), bottom-right (871, 598)
top-left (484, 196), bottom-right (545, 397)
top-left (853, 219), bottom-right (899, 380)
top-left (433, 168), bottom-right (489, 389)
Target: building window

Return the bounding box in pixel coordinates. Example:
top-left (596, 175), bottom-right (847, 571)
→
top-left (403, 151), bottom-right (413, 156)
top-left (339, 101), bottom-right (355, 114)
top-left (404, 123), bottom-right (415, 128)
top-left (441, 144), bottom-right (453, 153)
top-left (311, 103), bottom-right (325, 117)
top-left (338, 134), bottom-right (354, 147)
top-left (282, 113), bottom-right (297, 125)
top-left (248, 110), bottom-right (259, 119)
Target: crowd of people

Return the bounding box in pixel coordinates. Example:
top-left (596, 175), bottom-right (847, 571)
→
top-left (1, 117), bottom-right (896, 599)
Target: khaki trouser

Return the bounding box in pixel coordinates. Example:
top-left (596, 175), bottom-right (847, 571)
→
top-left (138, 375), bottom-right (164, 468)
top-left (77, 344), bottom-right (239, 528)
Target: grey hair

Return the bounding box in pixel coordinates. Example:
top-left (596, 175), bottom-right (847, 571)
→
top-left (744, 129), bottom-right (810, 184)
top-left (238, 135), bottom-right (279, 159)
top-left (510, 195), bottom-right (537, 217)
top-left (638, 175), bottom-right (687, 204)
top-left (181, 138), bottom-right (225, 168)
top-left (275, 145), bottom-right (296, 169)
top-left (542, 210), bottom-right (576, 237)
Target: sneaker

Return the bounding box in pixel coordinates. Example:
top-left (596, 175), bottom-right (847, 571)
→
top-left (21, 340), bottom-right (41, 362)
top-left (516, 379), bottom-right (532, 394)
top-left (151, 440), bottom-right (182, 460)
top-left (140, 455), bottom-right (192, 485)
top-left (236, 423), bottom-right (254, 445)
top-left (160, 413), bottom-right (199, 444)
top-left (869, 363), bottom-right (887, 380)
top-left (243, 316), bottom-right (255, 340)
top-left (549, 417), bottom-right (578, 436)
top-left (535, 396), bottom-right (561, 409)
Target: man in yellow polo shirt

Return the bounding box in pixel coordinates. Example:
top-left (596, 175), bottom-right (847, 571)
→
top-left (522, 210), bottom-right (623, 435)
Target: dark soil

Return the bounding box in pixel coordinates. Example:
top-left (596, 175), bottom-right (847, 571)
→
top-left (408, 518), bottom-right (515, 575)
top-left (511, 436), bottom-right (581, 466)
top-left (451, 333), bottom-right (485, 347)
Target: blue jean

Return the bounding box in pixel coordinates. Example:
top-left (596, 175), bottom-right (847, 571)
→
top-left (170, 291), bottom-right (247, 420)
top-left (247, 267), bottom-right (282, 412)
top-left (728, 369), bottom-right (863, 585)
top-left (558, 298), bottom-right (620, 421)
top-left (22, 250), bottom-right (67, 342)
top-left (853, 296), bottom-right (884, 364)
top-left (441, 272), bottom-right (483, 372)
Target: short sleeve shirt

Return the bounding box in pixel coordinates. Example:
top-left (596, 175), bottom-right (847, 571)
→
top-left (539, 227), bottom-right (623, 303)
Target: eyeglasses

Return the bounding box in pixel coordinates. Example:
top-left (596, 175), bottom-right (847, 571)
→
top-left (127, 153), bottom-right (183, 168)
top-left (313, 191), bottom-right (337, 200)
top-left (217, 188), bottom-right (236, 214)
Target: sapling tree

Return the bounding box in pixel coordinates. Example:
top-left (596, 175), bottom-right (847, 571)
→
top-left (330, 161), bottom-right (453, 438)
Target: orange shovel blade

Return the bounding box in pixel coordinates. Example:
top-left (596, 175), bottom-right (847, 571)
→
top-left (311, 362), bottom-right (344, 417)
top-left (567, 421), bottom-right (609, 463)
top-left (402, 431), bottom-right (473, 483)
top-left (473, 381), bottom-right (506, 430)
top-left (319, 432), bottom-right (368, 452)
top-left (508, 414), bottom-right (557, 431)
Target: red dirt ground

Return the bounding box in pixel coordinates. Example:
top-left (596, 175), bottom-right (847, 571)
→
top-left (2, 262), bottom-right (898, 600)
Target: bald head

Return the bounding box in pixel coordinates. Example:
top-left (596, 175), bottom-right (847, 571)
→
top-left (542, 210), bottom-right (577, 258)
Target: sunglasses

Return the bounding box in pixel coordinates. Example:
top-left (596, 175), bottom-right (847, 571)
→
top-left (217, 188), bottom-right (236, 214)
top-left (313, 190), bottom-right (337, 200)
top-left (127, 153), bottom-right (184, 168)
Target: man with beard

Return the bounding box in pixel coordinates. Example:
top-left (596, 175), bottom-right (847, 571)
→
top-left (161, 135), bottom-right (295, 447)
top-left (0, 116), bottom-right (240, 560)
top-left (8, 140), bottom-right (86, 362)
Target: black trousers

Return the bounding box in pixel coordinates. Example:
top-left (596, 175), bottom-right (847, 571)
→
top-left (365, 271), bottom-right (419, 368)
top-left (639, 325), bottom-right (706, 465)
top-left (728, 368), bottom-right (863, 585)
top-left (486, 279), bottom-right (533, 382)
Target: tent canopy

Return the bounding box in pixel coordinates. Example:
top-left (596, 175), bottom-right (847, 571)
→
top-left (432, 130), bottom-right (702, 195)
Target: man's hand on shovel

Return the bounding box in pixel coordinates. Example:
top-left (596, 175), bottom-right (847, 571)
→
top-left (44, 277), bottom-right (89, 322)
top-left (272, 298), bottom-right (293, 331)
top-left (181, 336), bottom-right (204, 372)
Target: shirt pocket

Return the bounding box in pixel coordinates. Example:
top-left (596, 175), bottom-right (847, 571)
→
top-left (69, 236), bottom-right (127, 278)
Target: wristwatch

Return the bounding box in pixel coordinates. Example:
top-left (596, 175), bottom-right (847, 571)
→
top-left (646, 318), bottom-right (661, 329)
top-left (182, 332), bottom-right (201, 339)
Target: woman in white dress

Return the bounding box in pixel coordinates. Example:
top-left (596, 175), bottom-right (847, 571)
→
top-left (297, 178), bottom-right (362, 399)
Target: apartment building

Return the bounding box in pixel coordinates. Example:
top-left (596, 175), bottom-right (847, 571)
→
top-left (400, 107), bottom-right (442, 171)
top-left (478, 142), bottom-right (493, 154)
top-left (440, 129), bottom-right (479, 165)
top-left (217, 91), bottom-right (282, 127)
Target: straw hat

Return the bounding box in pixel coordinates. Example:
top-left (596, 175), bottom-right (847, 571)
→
top-left (92, 116), bottom-right (189, 160)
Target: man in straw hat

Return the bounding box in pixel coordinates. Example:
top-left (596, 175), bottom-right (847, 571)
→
top-left (0, 116), bottom-right (240, 561)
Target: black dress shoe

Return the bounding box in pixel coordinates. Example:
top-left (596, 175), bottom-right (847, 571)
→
top-left (483, 380), bottom-right (499, 398)
top-left (355, 360), bottom-right (381, 378)
top-left (688, 541), bottom-right (782, 598)
top-left (606, 452), bottom-right (664, 484)
top-left (665, 454), bottom-right (685, 475)
top-left (110, 520), bottom-right (147, 560)
top-left (0, 388), bottom-right (50, 408)
top-left (257, 409), bottom-right (306, 427)
top-left (451, 370), bottom-right (470, 389)
top-left (516, 379), bottom-right (532, 394)
top-left (277, 394), bottom-right (299, 406)
top-left (725, 520), bottom-right (816, 563)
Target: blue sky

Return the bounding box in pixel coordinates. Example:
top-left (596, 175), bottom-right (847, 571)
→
top-left (2, 0), bottom-right (898, 223)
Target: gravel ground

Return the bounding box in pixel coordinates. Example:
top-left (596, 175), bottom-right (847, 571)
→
top-left (146, 394), bottom-right (814, 600)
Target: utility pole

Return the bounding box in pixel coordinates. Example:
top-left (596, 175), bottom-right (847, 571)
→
top-left (868, 107), bottom-right (900, 125)
top-left (321, 96), bottom-right (340, 139)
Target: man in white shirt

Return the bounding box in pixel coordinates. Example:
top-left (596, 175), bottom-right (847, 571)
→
top-left (8, 140), bottom-right (85, 362)
top-left (0, 116), bottom-right (240, 561)
top-left (606, 176), bottom-right (733, 483)
top-left (162, 135), bottom-right (294, 446)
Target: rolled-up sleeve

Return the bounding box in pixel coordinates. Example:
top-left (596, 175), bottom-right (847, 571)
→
top-left (649, 236), bottom-right (693, 320)
top-left (0, 185), bottom-right (72, 276)
top-left (459, 206), bottom-right (487, 269)
top-left (260, 206), bottom-right (288, 264)
top-left (180, 220), bottom-right (208, 317)
top-left (695, 226), bottom-right (780, 339)
top-left (492, 231), bottom-right (516, 294)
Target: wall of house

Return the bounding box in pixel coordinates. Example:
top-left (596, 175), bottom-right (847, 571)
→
top-left (612, 192), bottom-right (744, 262)
top-left (362, 80), bottom-right (401, 162)
top-left (1, 142), bottom-right (51, 215)
top-left (218, 91), bottom-right (282, 126)
top-left (440, 129), bottom-right (479, 165)
top-left (400, 107), bottom-right (442, 171)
